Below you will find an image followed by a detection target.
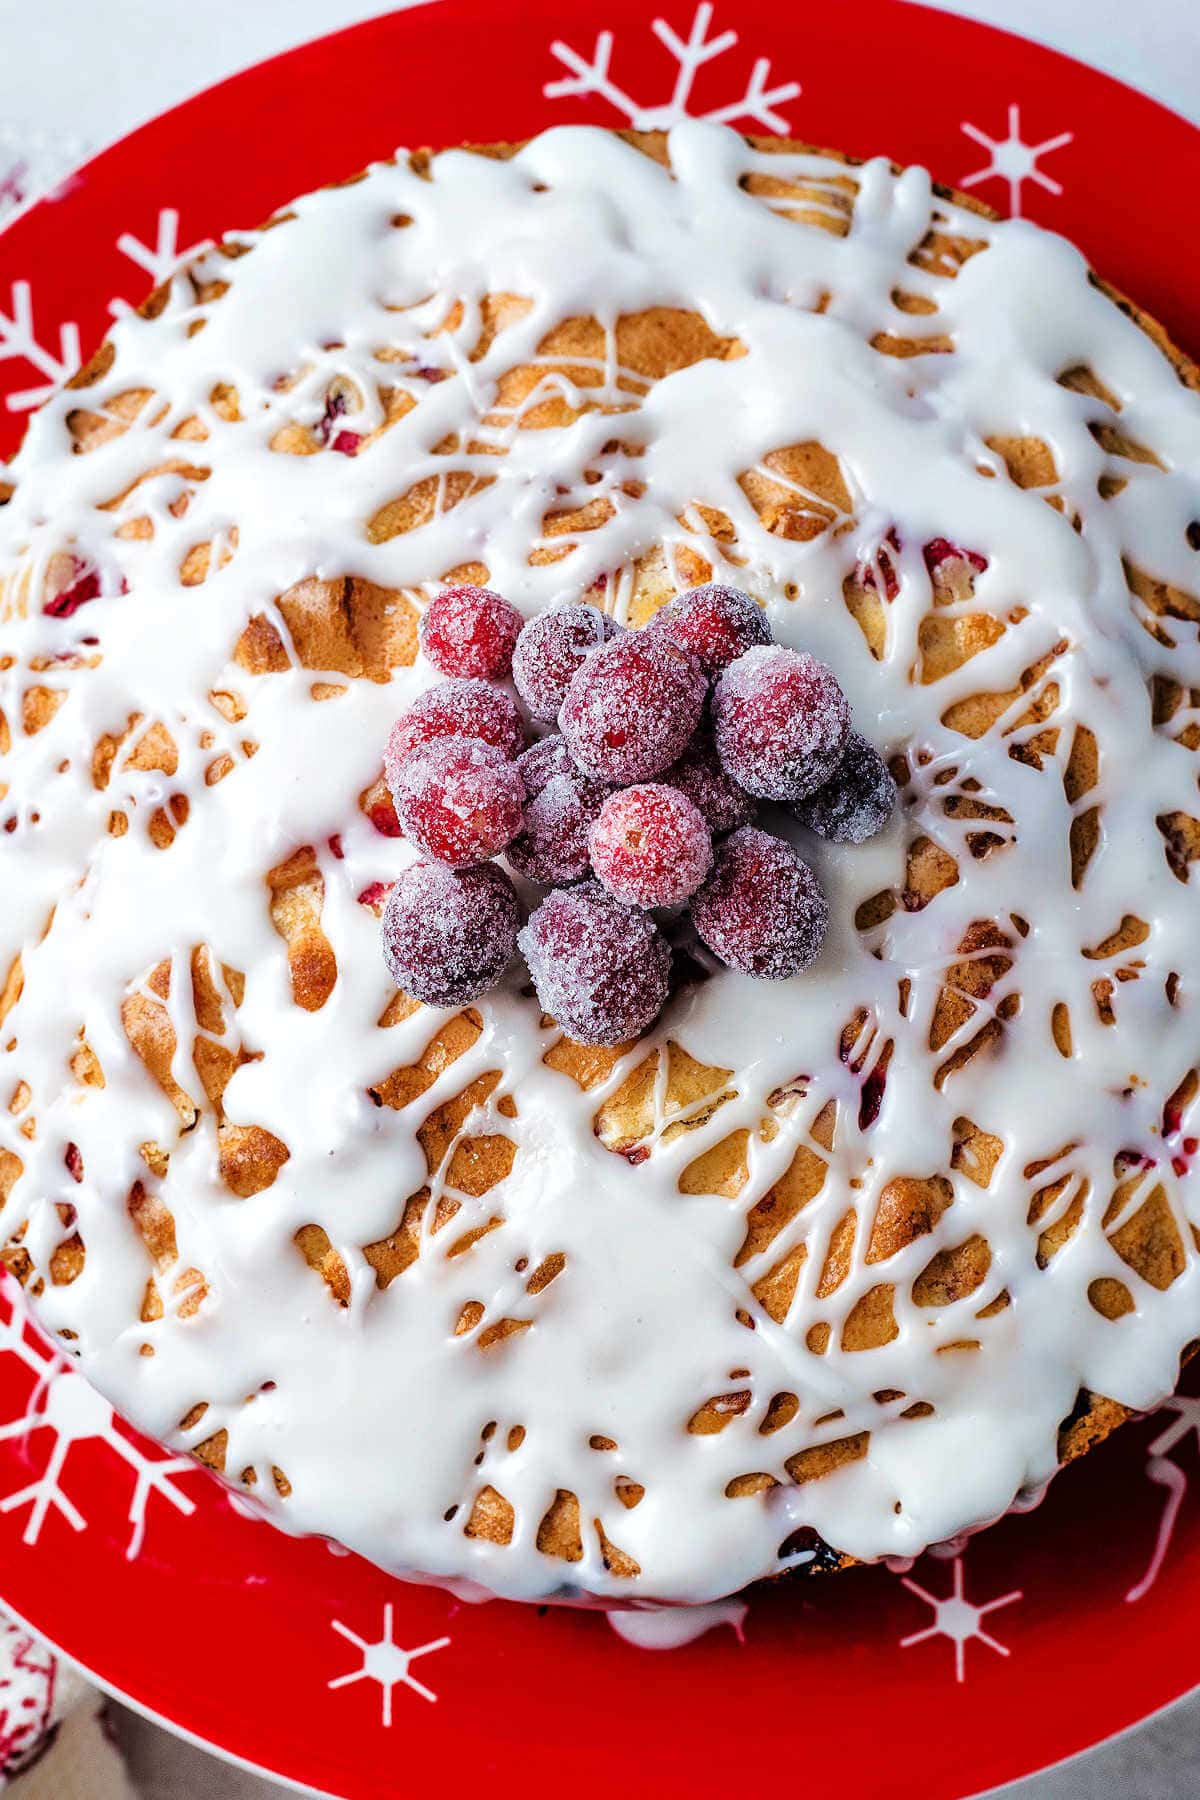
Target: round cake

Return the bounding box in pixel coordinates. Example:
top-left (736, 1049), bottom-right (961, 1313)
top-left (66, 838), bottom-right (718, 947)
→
top-left (1, 123), bottom-right (1198, 1605)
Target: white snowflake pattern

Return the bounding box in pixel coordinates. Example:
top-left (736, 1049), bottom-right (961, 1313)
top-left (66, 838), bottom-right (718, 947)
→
top-left (0, 281), bottom-right (81, 414)
top-left (545, 2), bottom-right (800, 134)
top-left (328, 1603), bottom-right (450, 1723)
top-left (959, 104), bottom-right (1073, 217)
top-left (108, 209), bottom-right (205, 319)
top-left (0, 1301), bottom-right (198, 1558)
top-left (1126, 1395), bottom-right (1200, 1603)
top-left (0, 206), bottom-right (204, 417)
top-left (898, 1555), bottom-right (1022, 1682)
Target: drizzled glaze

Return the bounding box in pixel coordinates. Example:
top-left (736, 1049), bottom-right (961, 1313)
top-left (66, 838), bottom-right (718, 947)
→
top-left (1, 124), bottom-right (1199, 1603)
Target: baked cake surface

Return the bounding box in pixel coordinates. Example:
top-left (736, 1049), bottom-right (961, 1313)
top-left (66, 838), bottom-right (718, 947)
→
top-left (1, 124), bottom-right (1199, 1602)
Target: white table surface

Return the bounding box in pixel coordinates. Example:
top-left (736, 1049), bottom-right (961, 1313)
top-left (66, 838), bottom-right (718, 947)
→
top-left (1, 1), bottom-right (1198, 1795)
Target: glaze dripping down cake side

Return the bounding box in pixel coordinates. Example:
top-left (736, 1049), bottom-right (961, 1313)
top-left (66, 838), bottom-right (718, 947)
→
top-left (1, 124), bottom-right (1198, 1603)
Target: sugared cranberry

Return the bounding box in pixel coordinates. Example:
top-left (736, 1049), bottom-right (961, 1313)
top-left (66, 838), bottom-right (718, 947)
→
top-left (662, 733), bottom-right (756, 835)
top-left (519, 886), bottom-right (671, 1045)
top-left (691, 826), bottom-right (828, 979)
top-left (507, 737), bottom-right (609, 885)
top-left (512, 604), bottom-right (622, 722)
top-left (390, 735), bottom-right (525, 869)
top-left (559, 631), bottom-right (706, 782)
top-left (590, 784), bottom-right (713, 909)
top-left (382, 861), bottom-right (519, 1006)
top-left (419, 584), bottom-right (523, 680)
top-left (792, 730), bottom-right (897, 843)
top-left (650, 584), bottom-right (771, 675)
top-left (513, 734), bottom-right (585, 800)
top-left (712, 646), bottom-right (850, 803)
top-left (385, 680), bottom-right (524, 783)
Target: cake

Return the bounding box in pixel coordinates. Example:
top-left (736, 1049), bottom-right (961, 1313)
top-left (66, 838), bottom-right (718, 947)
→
top-left (1, 123), bottom-right (1198, 1605)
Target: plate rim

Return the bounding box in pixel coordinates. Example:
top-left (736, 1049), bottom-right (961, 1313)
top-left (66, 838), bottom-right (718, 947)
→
top-left (2, 4), bottom-right (1200, 1795)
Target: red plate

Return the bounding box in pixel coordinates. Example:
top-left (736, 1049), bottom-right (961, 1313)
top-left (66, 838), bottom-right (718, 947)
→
top-left (2, 4), bottom-right (1199, 1793)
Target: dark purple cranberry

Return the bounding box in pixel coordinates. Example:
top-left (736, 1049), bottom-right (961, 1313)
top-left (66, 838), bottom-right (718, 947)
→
top-left (381, 861), bottom-right (519, 1005)
top-left (690, 825), bottom-right (828, 979)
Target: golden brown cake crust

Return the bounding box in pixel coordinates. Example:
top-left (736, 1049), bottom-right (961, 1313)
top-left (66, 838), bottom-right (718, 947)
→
top-left (6, 123), bottom-right (1198, 1591)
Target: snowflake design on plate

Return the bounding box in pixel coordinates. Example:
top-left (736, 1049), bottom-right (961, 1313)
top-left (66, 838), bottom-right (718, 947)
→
top-left (898, 1555), bottom-right (1022, 1682)
top-left (109, 208), bottom-right (205, 319)
top-left (545, 2), bottom-right (800, 133)
top-left (960, 104), bottom-right (1073, 216)
top-left (0, 282), bottom-right (82, 415)
top-left (0, 206), bottom-right (203, 415)
top-left (0, 1295), bottom-right (198, 1558)
top-left (328, 1604), bottom-right (450, 1723)
top-left (1126, 1395), bottom-right (1200, 1603)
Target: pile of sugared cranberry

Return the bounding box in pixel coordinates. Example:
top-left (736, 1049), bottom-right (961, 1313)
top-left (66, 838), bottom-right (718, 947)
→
top-left (378, 583), bottom-right (895, 1044)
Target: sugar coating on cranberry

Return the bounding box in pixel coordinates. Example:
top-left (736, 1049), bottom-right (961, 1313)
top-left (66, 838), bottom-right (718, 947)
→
top-left (507, 738), bottom-right (610, 885)
top-left (419, 585), bottom-right (523, 680)
top-left (390, 735), bottom-right (525, 869)
top-left (385, 680), bottom-right (524, 784)
top-left (381, 861), bottom-right (519, 1006)
top-left (792, 730), bottom-right (897, 844)
top-left (712, 646), bottom-right (850, 803)
top-left (519, 886), bottom-right (671, 1045)
top-left (691, 826), bottom-right (828, 979)
top-left (589, 784), bottom-right (713, 909)
top-left (559, 631), bottom-right (707, 783)
top-left (662, 733), bottom-right (756, 835)
top-left (512, 604), bottom-right (622, 722)
top-left (514, 734), bottom-right (583, 799)
top-left (651, 584), bottom-right (771, 675)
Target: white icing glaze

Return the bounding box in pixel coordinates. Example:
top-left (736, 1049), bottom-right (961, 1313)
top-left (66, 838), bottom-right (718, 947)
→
top-left (1, 124), bottom-right (1199, 1604)
top-left (606, 1598), bottom-right (747, 1649)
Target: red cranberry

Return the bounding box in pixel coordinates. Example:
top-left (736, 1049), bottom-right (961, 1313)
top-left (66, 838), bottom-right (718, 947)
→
top-left (855, 528), bottom-right (902, 601)
top-left (590, 784), bottom-right (713, 908)
top-left (514, 734), bottom-right (587, 799)
top-left (559, 631), bottom-right (706, 782)
top-left (519, 886), bottom-right (671, 1045)
top-left (512, 604), bottom-right (622, 722)
top-left (712, 646), bottom-right (850, 803)
top-left (662, 732), bottom-right (756, 834)
top-left (357, 880), bottom-right (394, 913)
top-left (390, 735), bottom-right (525, 869)
top-left (382, 861), bottom-right (519, 1005)
top-left (691, 826), bottom-right (828, 978)
top-left (923, 538), bottom-right (988, 576)
top-left (385, 680), bottom-right (524, 783)
top-left (650, 584), bottom-right (771, 674)
top-left (792, 731), bottom-right (897, 843)
top-left (507, 737), bottom-right (609, 885)
top-left (419, 584), bottom-right (523, 680)
top-left (315, 390), bottom-right (355, 450)
top-left (43, 558), bottom-right (118, 619)
top-left (368, 793), bottom-right (403, 838)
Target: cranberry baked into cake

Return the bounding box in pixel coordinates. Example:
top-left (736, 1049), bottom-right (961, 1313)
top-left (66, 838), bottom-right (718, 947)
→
top-left (1, 125), bottom-right (1199, 1603)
